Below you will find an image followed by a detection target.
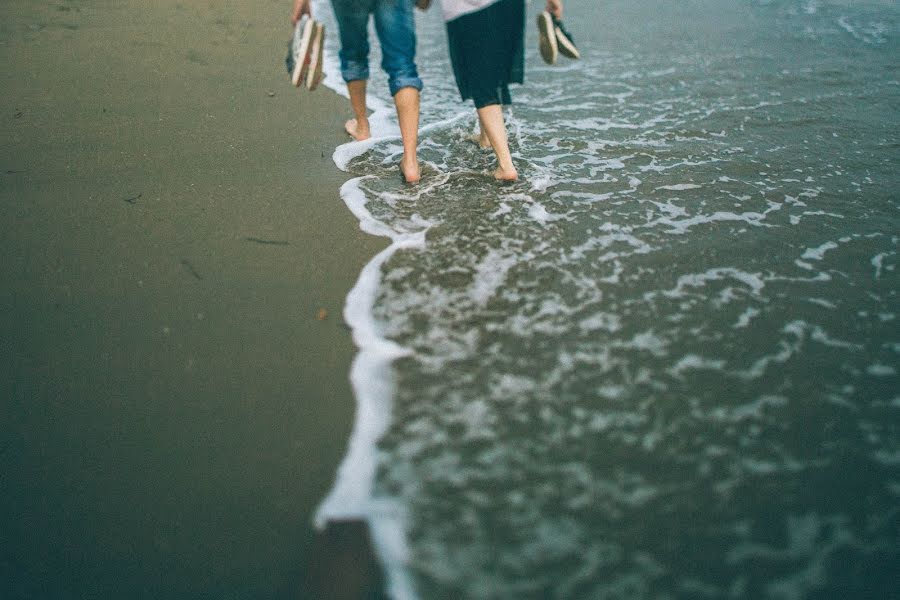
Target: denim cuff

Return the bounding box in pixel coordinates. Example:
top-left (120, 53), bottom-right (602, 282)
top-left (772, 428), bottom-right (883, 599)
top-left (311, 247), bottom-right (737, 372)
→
top-left (341, 62), bottom-right (369, 83)
top-left (389, 75), bottom-right (423, 97)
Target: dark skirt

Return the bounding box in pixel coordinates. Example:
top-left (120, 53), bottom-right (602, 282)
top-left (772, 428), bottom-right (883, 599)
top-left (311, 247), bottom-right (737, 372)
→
top-left (446, 0), bottom-right (525, 108)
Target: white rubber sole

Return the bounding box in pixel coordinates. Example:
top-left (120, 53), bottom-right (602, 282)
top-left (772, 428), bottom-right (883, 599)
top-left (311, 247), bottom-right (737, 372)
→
top-left (537, 12), bottom-right (557, 65)
top-left (306, 23), bottom-right (325, 91)
top-left (555, 26), bottom-right (580, 60)
top-left (291, 18), bottom-right (314, 87)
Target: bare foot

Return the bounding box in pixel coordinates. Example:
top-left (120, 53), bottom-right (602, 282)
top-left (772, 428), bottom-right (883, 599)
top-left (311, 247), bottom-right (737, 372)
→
top-left (344, 118), bottom-right (371, 141)
top-left (493, 166), bottom-right (518, 181)
top-left (467, 132), bottom-right (492, 150)
top-left (400, 157), bottom-right (420, 183)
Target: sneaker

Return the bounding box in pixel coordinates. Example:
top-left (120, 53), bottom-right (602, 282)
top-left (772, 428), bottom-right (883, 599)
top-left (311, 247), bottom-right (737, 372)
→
top-left (306, 22), bottom-right (325, 91)
top-left (537, 11), bottom-right (557, 65)
top-left (553, 16), bottom-right (580, 60)
top-left (289, 16), bottom-right (315, 87)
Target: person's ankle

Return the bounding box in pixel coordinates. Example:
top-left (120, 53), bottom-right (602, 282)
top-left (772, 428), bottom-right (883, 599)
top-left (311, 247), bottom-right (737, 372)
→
top-left (494, 164), bottom-right (518, 181)
top-left (345, 117), bottom-right (371, 141)
top-left (400, 155), bottom-right (420, 183)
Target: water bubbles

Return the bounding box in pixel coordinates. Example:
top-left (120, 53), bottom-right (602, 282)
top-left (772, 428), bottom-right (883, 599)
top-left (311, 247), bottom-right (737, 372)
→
top-left (313, 0), bottom-right (900, 597)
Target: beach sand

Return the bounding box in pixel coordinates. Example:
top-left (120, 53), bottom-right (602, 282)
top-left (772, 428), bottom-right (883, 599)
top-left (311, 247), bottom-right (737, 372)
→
top-left (1, 1), bottom-right (385, 598)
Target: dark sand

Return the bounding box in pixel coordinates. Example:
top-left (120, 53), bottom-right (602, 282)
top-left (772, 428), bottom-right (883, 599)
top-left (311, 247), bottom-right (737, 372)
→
top-left (1, 1), bottom-right (385, 598)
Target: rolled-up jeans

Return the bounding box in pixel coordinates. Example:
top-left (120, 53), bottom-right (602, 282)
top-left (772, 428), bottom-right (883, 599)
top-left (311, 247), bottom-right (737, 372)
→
top-left (331, 0), bottom-right (423, 96)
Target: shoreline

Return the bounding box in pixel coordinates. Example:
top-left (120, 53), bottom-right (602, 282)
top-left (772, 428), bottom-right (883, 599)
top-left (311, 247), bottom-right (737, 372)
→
top-left (1, 1), bottom-right (387, 598)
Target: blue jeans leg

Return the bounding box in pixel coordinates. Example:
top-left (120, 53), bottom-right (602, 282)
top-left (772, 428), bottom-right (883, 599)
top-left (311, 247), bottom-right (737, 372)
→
top-left (373, 0), bottom-right (423, 96)
top-left (331, 0), bottom-right (372, 83)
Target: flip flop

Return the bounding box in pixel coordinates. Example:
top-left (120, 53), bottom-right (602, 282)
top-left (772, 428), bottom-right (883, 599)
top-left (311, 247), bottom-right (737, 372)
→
top-left (306, 22), bottom-right (325, 91)
top-left (289, 17), bottom-right (315, 87)
top-left (553, 16), bottom-right (580, 60)
top-left (537, 11), bottom-right (558, 65)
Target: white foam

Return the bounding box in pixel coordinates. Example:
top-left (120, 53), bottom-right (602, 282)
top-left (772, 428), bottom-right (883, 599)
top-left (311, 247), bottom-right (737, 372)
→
top-left (801, 241), bottom-right (838, 261)
top-left (333, 138), bottom-right (384, 172)
top-left (578, 312), bottom-right (621, 334)
top-left (308, 16), bottom-right (479, 598)
top-left (616, 330), bottom-right (668, 357)
top-left (304, 2), bottom-right (897, 593)
top-left (734, 307), bottom-right (761, 329)
top-left (867, 364), bottom-right (897, 377)
top-left (661, 268), bottom-right (766, 298)
top-left (669, 354), bottom-right (726, 376)
top-left (837, 15), bottom-right (887, 45)
top-left (333, 110), bottom-right (472, 172)
top-left (490, 202), bottom-right (513, 218)
top-left (871, 252), bottom-right (892, 279)
top-left (470, 249), bottom-right (518, 307)
top-left (314, 175), bottom-right (427, 600)
top-left (708, 395), bottom-right (788, 423)
top-left (809, 326), bottom-right (862, 350)
top-left (550, 190), bottom-right (614, 203)
top-left (655, 183), bottom-right (702, 191)
top-left (737, 340), bottom-right (800, 381)
top-left (310, 5), bottom-right (426, 594)
top-left (527, 202), bottom-right (555, 224)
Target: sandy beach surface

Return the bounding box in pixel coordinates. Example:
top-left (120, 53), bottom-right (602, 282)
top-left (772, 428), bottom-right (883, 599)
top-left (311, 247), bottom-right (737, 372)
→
top-left (1, 1), bottom-right (385, 598)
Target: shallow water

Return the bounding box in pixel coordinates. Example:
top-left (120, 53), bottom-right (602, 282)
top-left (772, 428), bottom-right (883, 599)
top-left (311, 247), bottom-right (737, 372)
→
top-left (313, 0), bottom-right (899, 597)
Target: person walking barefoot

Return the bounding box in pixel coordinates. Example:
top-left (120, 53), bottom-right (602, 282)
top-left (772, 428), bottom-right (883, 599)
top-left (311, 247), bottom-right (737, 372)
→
top-left (292, 0), bottom-right (427, 183)
top-left (418, 0), bottom-right (564, 181)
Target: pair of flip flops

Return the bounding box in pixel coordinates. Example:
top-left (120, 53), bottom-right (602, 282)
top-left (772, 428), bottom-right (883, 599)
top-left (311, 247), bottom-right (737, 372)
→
top-left (286, 16), bottom-right (325, 91)
top-left (537, 11), bottom-right (580, 65)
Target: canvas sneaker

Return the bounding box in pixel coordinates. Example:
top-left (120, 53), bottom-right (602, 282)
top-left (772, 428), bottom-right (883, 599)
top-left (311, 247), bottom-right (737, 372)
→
top-left (553, 16), bottom-right (580, 60)
top-left (537, 11), bottom-right (557, 65)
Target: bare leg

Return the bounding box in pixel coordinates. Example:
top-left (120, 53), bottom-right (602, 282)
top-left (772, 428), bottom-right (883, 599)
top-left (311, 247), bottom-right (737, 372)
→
top-left (468, 126), bottom-right (492, 149)
top-left (477, 127), bottom-right (491, 149)
top-left (345, 80), bottom-right (371, 141)
top-left (394, 87), bottom-right (420, 183)
top-left (476, 105), bottom-right (517, 181)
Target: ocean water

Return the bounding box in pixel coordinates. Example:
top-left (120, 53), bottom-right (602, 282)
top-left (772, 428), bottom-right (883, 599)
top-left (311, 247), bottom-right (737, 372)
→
top-left (310, 0), bottom-right (899, 598)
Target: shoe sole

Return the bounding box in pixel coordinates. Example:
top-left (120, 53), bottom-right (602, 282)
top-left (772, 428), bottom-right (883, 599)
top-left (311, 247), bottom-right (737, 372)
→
top-left (291, 18), bottom-right (314, 87)
top-left (306, 23), bottom-right (325, 91)
top-left (537, 12), bottom-right (557, 65)
top-left (555, 26), bottom-right (580, 59)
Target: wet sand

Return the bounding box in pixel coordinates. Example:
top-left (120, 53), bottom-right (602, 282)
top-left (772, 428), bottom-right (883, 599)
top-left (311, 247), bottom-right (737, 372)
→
top-left (0, 1), bottom-right (385, 598)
